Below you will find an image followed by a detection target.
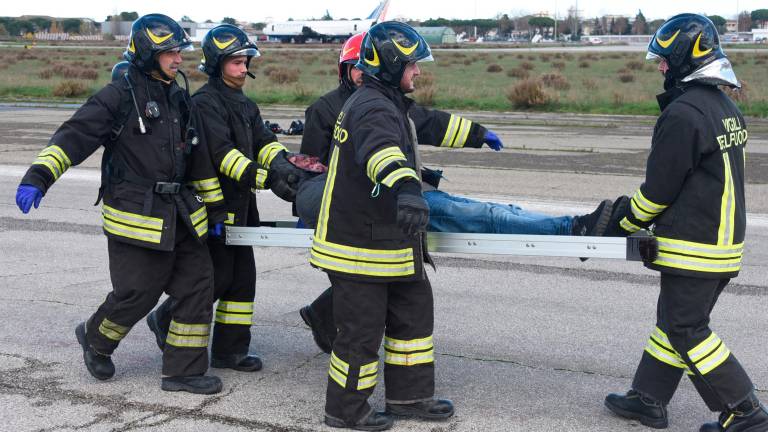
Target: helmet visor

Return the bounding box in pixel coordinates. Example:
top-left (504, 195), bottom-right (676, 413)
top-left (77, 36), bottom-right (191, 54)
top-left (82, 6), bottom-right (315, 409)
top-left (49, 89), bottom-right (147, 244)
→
top-left (417, 53), bottom-right (434, 63)
top-left (231, 47), bottom-right (260, 58)
top-left (645, 51), bottom-right (661, 61)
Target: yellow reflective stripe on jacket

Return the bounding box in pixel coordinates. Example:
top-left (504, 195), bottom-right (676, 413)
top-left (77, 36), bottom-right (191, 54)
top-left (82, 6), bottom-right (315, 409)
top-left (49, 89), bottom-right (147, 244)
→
top-left (440, 115), bottom-right (472, 148)
top-left (653, 237), bottom-right (743, 273)
top-left (216, 300), bottom-right (254, 324)
top-left (366, 147), bottom-right (406, 182)
top-left (384, 350), bottom-right (434, 366)
top-left (98, 318), bottom-right (130, 341)
top-left (102, 205), bottom-right (163, 244)
top-left (630, 189), bottom-right (666, 222)
top-left (311, 238), bottom-right (415, 277)
top-left (220, 149), bottom-right (252, 181)
top-left (315, 146), bottom-right (340, 241)
top-left (224, 212), bottom-right (236, 225)
top-left (189, 177), bottom-right (224, 204)
top-left (440, 114), bottom-right (459, 147)
top-left (257, 142), bottom-right (286, 168)
top-left (166, 320), bottom-right (210, 348)
top-left (620, 217), bottom-right (642, 233)
top-left (718, 153), bottom-right (736, 246)
top-left (384, 336), bottom-right (433, 352)
top-left (687, 332), bottom-right (731, 376)
top-left (189, 206), bottom-right (208, 237)
top-left (255, 168), bottom-right (269, 189)
top-left (452, 117), bottom-right (473, 148)
top-left (380, 167), bottom-right (419, 188)
top-left (329, 351), bottom-right (349, 388)
top-left (33, 145), bottom-right (72, 180)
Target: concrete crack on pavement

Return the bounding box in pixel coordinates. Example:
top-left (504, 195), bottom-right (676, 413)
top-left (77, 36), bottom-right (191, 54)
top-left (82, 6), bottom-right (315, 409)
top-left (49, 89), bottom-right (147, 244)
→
top-left (0, 352), bottom-right (320, 432)
top-left (0, 297), bottom-right (92, 308)
top-left (437, 351), bottom-right (631, 380)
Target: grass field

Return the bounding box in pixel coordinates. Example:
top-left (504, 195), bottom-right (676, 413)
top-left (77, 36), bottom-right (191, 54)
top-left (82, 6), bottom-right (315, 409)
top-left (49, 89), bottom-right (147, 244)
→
top-left (0, 46), bottom-right (765, 117)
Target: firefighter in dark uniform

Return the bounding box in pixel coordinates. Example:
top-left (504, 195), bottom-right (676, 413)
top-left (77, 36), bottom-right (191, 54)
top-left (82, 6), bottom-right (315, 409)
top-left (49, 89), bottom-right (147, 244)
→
top-left (298, 31), bottom-right (505, 355)
top-left (603, 14), bottom-right (768, 431)
top-left (146, 24), bottom-right (305, 372)
top-left (14, 14), bottom-right (225, 394)
top-left (311, 22), bottom-right (461, 431)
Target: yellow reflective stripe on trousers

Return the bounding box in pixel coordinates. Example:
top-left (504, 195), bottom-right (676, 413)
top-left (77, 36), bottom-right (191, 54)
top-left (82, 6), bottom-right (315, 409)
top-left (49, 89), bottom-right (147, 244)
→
top-left (215, 300), bottom-right (253, 325)
top-left (620, 217), bottom-right (642, 233)
top-left (688, 332), bottom-right (731, 376)
top-left (166, 320), bottom-right (210, 348)
top-left (314, 146), bottom-right (339, 241)
top-left (451, 117), bottom-right (473, 148)
top-left (384, 349), bottom-right (434, 366)
top-left (718, 152), bottom-right (736, 246)
top-left (189, 206), bottom-right (208, 237)
top-left (384, 335), bottom-right (433, 352)
top-left (225, 212), bottom-right (236, 225)
top-left (98, 318), bottom-right (130, 341)
top-left (329, 351), bottom-right (349, 388)
top-left (380, 167), bottom-right (419, 188)
top-left (257, 142), bottom-right (286, 168)
top-left (645, 327), bottom-right (686, 369)
top-left (366, 146), bottom-right (406, 182)
top-left (357, 360), bottom-right (378, 390)
top-left (215, 312), bottom-right (253, 325)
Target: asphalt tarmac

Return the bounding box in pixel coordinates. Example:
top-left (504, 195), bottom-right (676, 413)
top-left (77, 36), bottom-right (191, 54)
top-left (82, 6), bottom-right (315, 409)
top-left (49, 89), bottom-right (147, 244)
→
top-left (0, 105), bottom-right (766, 431)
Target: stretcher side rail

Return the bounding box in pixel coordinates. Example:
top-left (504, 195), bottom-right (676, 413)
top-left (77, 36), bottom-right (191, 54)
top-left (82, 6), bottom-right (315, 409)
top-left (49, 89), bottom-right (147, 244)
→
top-left (226, 224), bottom-right (654, 261)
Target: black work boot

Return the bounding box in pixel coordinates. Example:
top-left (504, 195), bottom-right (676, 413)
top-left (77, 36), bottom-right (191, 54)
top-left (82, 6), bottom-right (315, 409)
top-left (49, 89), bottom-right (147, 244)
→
top-left (386, 398), bottom-right (454, 420)
top-left (605, 389), bottom-right (668, 429)
top-left (145, 309), bottom-right (166, 351)
top-left (161, 375), bottom-right (223, 395)
top-left (325, 410), bottom-right (394, 431)
top-left (700, 393), bottom-right (768, 432)
top-left (211, 353), bottom-right (263, 372)
top-left (572, 199), bottom-right (613, 236)
top-left (75, 322), bottom-right (115, 381)
top-left (299, 305), bottom-right (333, 354)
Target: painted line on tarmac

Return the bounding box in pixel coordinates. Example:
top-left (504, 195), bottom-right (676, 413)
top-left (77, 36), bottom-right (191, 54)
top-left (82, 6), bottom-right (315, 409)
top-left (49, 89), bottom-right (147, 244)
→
top-left (4, 164), bottom-right (768, 228)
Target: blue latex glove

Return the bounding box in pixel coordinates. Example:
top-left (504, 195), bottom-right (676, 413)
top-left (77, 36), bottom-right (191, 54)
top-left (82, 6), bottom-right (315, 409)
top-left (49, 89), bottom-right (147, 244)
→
top-left (15, 185), bottom-right (43, 214)
top-left (484, 130), bottom-right (504, 151)
top-left (209, 222), bottom-right (224, 238)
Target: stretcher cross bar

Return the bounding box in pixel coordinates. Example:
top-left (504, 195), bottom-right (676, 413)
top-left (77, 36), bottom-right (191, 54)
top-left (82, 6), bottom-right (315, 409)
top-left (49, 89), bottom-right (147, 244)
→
top-left (226, 225), bottom-right (653, 261)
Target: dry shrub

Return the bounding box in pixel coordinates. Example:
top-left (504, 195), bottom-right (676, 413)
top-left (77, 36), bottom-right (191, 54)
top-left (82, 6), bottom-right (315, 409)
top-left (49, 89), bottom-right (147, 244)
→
top-left (551, 61), bottom-right (566, 71)
top-left (486, 64), bottom-right (503, 73)
top-left (455, 53), bottom-right (467, 58)
top-left (78, 69), bottom-right (98, 80)
top-left (520, 61), bottom-right (535, 70)
top-left (540, 72), bottom-right (570, 90)
top-left (516, 54), bottom-right (525, 60)
top-left (53, 80), bottom-right (88, 97)
top-left (722, 80), bottom-right (748, 103)
top-left (646, 64), bottom-right (657, 73)
top-left (755, 59), bottom-right (766, 65)
top-left (414, 85), bottom-right (435, 106)
top-left (262, 65), bottom-right (278, 76)
top-left (612, 91), bottom-right (625, 106)
top-left (616, 67), bottom-right (630, 74)
top-left (608, 53), bottom-right (622, 59)
top-left (579, 53), bottom-right (600, 61)
top-left (267, 67), bottom-right (299, 84)
top-left (102, 61), bottom-right (110, 67)
top-left (578, 61), bottom-right (590, 68)
top-left (562, 53), bottom-right (574, 61)
top-left (554, 52), bottom-right (564, 59)
top-left (618, 73), bottom-right (635, 83)
top-left (506, 79), bottom-right (553, 109)
top-left (463, 58), bottom-right (473, 66)
top-left (539, 54), bottom-right (552, 62)
top-left (507, 68), bottom-right (530, 79)
top-left (187, 68), bottom-right (208, 82)
top-left (39, 64), bottom-right (99, 80)
top-left (625, 60), bottom-right (644, 70)
top-left (292, 84), bottom-right (314, 102)
top-left (39, 69), bottom-right (54, 79)
top-left (527, 55), bottom-right (536, 61)
top-left (581, 79), bottom-right (598, 91)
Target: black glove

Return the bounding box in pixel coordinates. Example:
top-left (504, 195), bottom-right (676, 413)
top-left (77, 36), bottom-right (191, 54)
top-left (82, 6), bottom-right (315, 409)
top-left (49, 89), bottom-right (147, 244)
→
top-left (394, 181), bottom-right (429, 237)
top-left (268, 151), bottom-right (305, 202)
top-left (638, 236), bottom-right (659, 263)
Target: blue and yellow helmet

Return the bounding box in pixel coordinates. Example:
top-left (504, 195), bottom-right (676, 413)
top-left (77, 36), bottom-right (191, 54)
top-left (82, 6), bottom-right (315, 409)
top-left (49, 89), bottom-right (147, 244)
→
top-left (356, 21), bottom-right (433, 87)
top-left (123, 14), bottom-right (193, 74)
top-left (199, 24), bottom-right (260, 76)
top-left (647, 13), bottom-right (725, 80)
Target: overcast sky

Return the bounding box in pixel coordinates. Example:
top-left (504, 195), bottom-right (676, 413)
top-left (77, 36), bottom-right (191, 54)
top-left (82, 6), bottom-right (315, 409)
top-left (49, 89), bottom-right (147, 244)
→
top-left (2, 0), bottom-right (761, 23)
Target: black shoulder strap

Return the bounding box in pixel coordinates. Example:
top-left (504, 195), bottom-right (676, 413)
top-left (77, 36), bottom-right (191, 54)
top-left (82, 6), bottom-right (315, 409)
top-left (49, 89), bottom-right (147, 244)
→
top-left (94, 81), bottom-right (133, 206)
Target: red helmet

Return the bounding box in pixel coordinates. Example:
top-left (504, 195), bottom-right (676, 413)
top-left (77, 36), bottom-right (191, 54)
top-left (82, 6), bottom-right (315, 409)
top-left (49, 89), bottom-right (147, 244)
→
top-left (338, 32), bottom-right (366, 80)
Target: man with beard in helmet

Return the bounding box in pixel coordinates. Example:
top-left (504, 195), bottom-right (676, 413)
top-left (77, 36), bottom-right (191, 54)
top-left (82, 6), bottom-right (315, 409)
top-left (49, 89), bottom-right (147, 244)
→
top-left (602, 13), bottom-right (767, 432)
top-left (145, 24), bottom-right (307, 373)
top-left (297, 31), bottom-right (614, 356)
top-left (14, 14), bottom-right (225, 394)
top-left (310, 21), bottom-right (470, 431)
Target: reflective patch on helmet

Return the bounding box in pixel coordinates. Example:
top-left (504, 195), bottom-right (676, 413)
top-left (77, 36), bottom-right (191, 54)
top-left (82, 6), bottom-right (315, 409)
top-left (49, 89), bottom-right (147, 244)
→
top-left (692, 33), bottom-right (713, 58)
top-left (146, 28), bottom-right (173, 45)
top-left (392, 39), bottom-right (418, 56)
top-left (365, 45), bottom-right (380, 67)
top-left (656, 29), bottom-right (680, 49)
top-left (128, 37), bottom-right (136, 53)
top-left (213, 36), bottom-right (237, 50)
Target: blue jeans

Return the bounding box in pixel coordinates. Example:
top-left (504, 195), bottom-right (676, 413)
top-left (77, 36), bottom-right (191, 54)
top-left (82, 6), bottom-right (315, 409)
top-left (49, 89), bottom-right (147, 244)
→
top-left (424, 190), bottom-right (573, 235)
